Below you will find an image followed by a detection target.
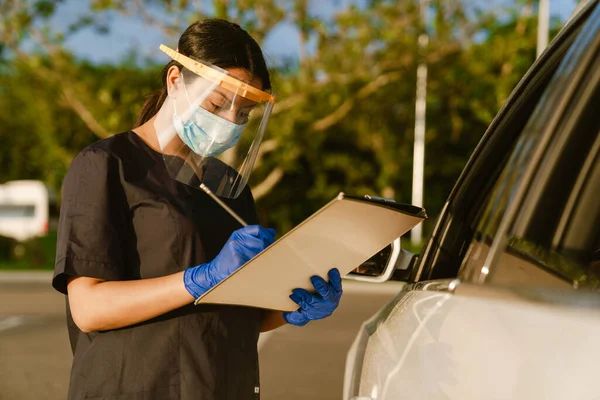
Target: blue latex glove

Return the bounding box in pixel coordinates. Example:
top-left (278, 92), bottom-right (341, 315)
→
top-left (283, 268), bottom-right (343, 326)
top-left (184, 225), bottom-right (276, 300)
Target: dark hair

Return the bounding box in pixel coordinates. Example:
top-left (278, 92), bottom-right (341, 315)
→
top-left (135, 18), bottom-right (271, 127)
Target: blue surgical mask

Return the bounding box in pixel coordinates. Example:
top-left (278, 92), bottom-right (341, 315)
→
top-left (173, 101), bottom-right (247, 157)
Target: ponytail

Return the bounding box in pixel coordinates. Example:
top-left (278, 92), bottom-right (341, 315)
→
top-left (135, 89), bottom-right (166, 127)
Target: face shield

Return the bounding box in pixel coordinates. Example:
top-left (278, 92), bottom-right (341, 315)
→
top-left (153, 44), bottom-right (275, 199)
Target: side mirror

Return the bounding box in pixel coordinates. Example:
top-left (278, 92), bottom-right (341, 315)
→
top-left (345, 237), bottom-right (418, 283)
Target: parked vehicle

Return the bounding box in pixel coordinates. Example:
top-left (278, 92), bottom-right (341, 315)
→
top-left (344, 1), bottom-right (600, 399)
top-left (0, 180), bottom-right (50, 241)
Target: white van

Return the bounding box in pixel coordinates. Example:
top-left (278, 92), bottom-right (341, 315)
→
top-left (0, 180), bottom-right (49, 241)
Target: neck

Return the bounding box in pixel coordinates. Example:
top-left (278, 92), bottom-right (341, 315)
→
top-left (133, 111), bottom-right (188, 159)
top-left (133, 115), bottom-right (159, 149)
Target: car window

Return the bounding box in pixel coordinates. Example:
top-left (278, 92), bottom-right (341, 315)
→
top-left (488, 80), bottom-right (600, 289)
top-left (458, 6), bottom-right (600, 289)
top-left (415, 10), bottom-right (589, 282)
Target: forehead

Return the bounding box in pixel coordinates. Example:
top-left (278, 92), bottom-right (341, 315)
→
top-left (185, 68), bottom-right (263, 106)
top-left (225, 68), bottom-right (264, 91)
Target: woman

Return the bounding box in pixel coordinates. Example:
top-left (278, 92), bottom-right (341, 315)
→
top-left (52, 18), bottom-right (342, 400)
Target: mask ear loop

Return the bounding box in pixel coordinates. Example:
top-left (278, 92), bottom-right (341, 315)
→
top-left (170, 71), bottom-right (186, 120)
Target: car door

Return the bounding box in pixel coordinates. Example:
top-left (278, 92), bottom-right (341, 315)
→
top-left (344, 2), bottom-right (600, 399)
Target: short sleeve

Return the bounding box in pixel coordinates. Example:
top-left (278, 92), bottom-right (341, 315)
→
top-left (52, 148), bottom-right (127, 294)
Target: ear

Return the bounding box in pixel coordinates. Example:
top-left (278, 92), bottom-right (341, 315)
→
top-left (166, 65), bottom-right (182, 98)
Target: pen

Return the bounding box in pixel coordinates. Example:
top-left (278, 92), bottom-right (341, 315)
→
top-left (199, 183), bottom-right (249, 227)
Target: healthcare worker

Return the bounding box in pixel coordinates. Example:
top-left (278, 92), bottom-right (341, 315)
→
top-left (52, 18), bottom-right (343, 400)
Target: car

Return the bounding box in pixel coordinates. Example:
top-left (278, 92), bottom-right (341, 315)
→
top-left (343, 1), bottom-right (600, 399)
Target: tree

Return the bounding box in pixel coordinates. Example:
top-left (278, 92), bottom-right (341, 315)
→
top-left (0, 0), bottom-right (568, 242)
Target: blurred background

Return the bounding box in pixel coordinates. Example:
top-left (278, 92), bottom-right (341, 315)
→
top-left (0, 0), bottom-right (581, 399)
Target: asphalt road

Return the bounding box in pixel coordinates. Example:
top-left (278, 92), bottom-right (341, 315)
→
top-left (0, 273), bottom-right (402, 400)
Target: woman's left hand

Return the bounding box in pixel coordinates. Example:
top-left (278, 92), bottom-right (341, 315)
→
top-left (283, 268), bottom-right (343, 327)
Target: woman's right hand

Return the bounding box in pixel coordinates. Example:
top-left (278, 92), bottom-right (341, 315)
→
top-left (183, 225), bottom-right (276, 300)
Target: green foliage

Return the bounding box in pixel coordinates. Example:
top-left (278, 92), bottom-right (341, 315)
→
top-left (0, 232), bottom-right (57, 270)
top-left (0, 0), bottom-right (567, 248)
top-left (32, 0), bottom-right (58, 18)
top-left (0, 56), bottom-right (161, 190)
top-left (251, 0), bottom-right (543, 237)
top-left (0, 236), bottom-right (18, 261)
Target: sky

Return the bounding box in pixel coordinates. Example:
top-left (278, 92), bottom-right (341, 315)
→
top-left (47, 0), bottom-right (580, 66)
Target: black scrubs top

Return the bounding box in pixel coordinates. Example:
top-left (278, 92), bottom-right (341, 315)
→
top-left (52, 131), bottom-right (265, 400)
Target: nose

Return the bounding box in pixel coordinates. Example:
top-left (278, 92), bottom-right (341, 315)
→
top-left (215, 108), bottom-right (245, 125)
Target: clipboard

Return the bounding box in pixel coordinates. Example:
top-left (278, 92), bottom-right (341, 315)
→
top-left (196, 192), bottom-right (427, 311)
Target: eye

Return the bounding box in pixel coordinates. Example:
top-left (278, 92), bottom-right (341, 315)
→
top-left (210, 102), bottom-right (224, 112)
top-left (237, 110), bottom-right (251, 123)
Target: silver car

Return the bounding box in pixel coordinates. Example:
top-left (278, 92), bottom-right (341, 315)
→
top-left (344, 1), bottom-right (600, 399)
